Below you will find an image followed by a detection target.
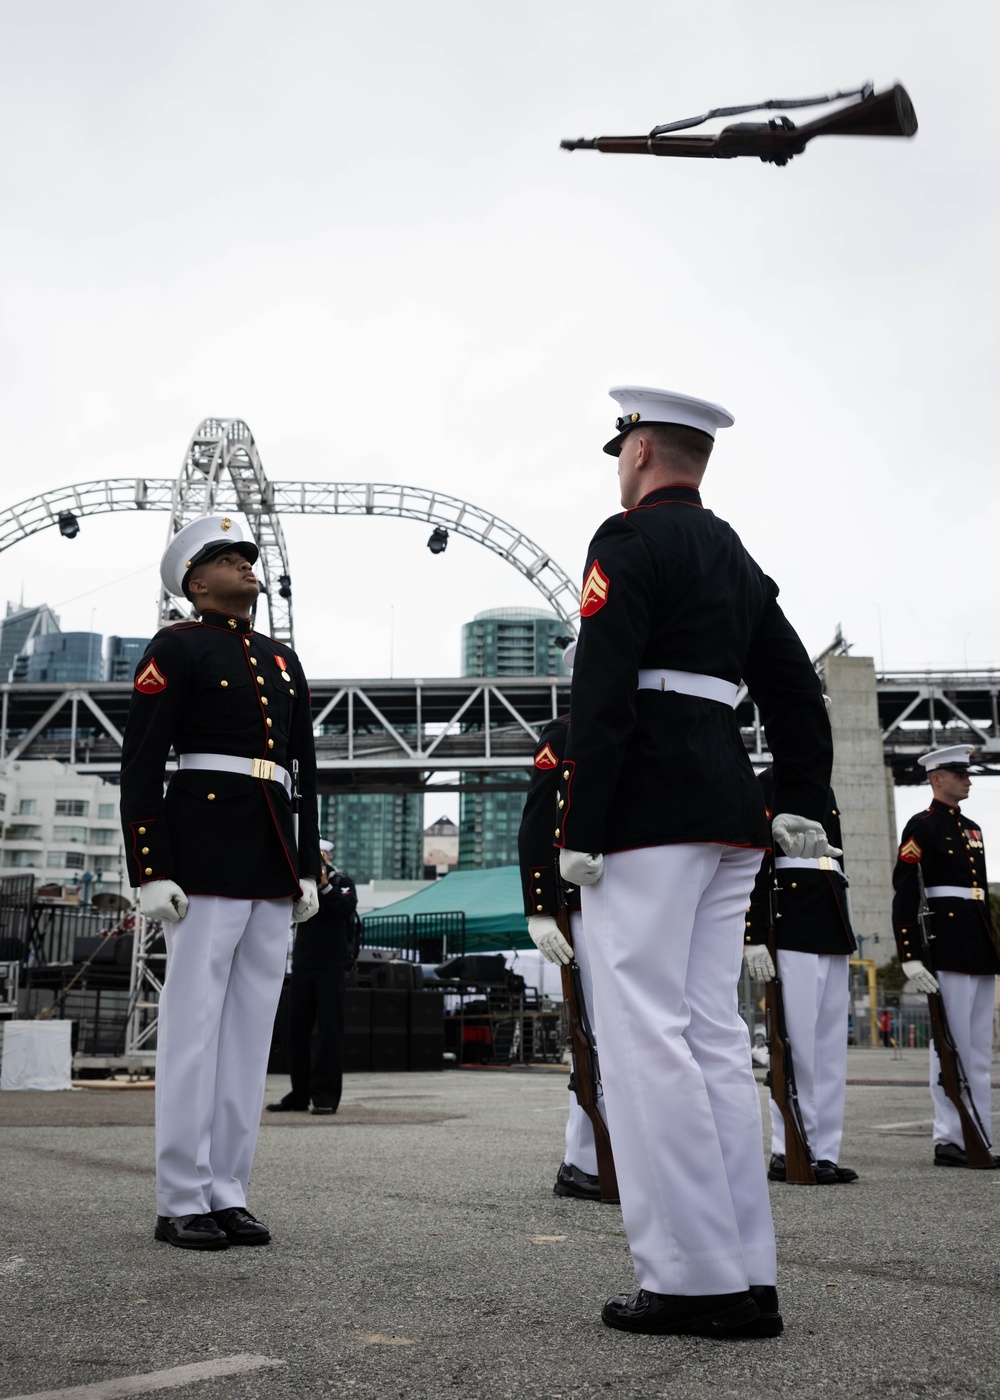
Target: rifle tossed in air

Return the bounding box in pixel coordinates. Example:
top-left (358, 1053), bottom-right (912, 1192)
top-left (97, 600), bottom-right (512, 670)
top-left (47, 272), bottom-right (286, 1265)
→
top-left (561, 81), bottom-right (917, 167)
top-left (916, 865), bottom-right (996, 1168)
top-left (764, 859), bottom-right (816, 1183)
top-left (554, 875), bottom-right (618, 1203)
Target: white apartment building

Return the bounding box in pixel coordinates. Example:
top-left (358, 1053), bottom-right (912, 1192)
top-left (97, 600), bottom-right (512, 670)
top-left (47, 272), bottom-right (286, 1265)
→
top-left (0, 760), bottom-right (126, 897)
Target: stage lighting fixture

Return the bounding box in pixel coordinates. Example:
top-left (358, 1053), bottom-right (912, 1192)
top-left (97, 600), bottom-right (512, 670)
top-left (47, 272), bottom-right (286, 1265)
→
top-left (427, 527), bottom-right (449, 555)
top-left (58, 511), bottom-right (80, 539)
top-left (278, 574), bottom-right (292, 599)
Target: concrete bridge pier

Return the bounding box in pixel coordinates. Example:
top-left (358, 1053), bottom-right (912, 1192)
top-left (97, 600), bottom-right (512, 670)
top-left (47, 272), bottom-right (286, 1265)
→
top-left (821, 654), bottom-right (897, 968)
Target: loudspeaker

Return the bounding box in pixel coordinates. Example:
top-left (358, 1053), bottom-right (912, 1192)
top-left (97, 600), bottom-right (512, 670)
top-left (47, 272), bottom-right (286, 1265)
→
top-left (370, 989), bottom-right (408, 1071)
top-left (352, 950), bottom-right (420, 991)
top-left (408, 991), bottom-right (444, 1071)
top-left (343, 988), bottom-right (371, 1072)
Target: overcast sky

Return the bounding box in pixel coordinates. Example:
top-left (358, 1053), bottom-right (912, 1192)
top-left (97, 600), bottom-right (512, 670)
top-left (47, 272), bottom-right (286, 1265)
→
top-left (1, 0), bottom-right (997, 837)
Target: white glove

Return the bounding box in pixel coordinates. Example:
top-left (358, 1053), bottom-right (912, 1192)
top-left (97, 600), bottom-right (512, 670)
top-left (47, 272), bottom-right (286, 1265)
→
top-left (293, 878), bottom-right (319, 923)
top-left (528, 914), bottom-right (573, 967)
top-left (772, 813), bottom-right (843, 861)
top-left (139, 879), bottom-right (189, 924)
top-left (902, 959), bottom-right (940, 994)
top-left (743, 944), bottom-right (776, 982)
top-left (559, 849), bottom-right (604, 886)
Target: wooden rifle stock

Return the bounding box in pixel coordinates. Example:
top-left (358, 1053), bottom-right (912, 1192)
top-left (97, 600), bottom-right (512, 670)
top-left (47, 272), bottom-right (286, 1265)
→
top-left (561, 84), bottom-right (917, 165)
top-left (555, 904), bottom-right (619, 1202)
top-left (916, 867), bottom-right (996, 1168)
top-left (763, 862), bottom-right (816, 1183)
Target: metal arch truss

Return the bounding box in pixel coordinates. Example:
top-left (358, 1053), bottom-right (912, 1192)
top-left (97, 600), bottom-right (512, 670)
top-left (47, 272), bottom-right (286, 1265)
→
top-left (0, 442), bottom-right (581, 645)
top-left (161, 420), bottom-right (295, 643)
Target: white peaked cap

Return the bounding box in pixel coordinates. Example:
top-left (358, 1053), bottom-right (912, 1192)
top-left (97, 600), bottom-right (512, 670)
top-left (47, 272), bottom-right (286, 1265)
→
top-left (562, 641), bottom-right (577, 671)
top-left (319, 839), bottom-right (335, 854)
top-left (918, 745), bottom-right (974, 771)
top-left (160, 515), bottom-right (259, 599)
top-left (604, 385), bottom-right (735, 456)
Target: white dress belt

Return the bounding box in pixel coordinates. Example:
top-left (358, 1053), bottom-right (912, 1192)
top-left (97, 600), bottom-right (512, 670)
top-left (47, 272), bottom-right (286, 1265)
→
top-left (636, 668), bottom-right (739, 707)
top-left (775, 855), bottom-right (845, 877)
top-left (925, 884), bottom-right (986, 902)
top-left (179, 752), bottom-right (292, 797)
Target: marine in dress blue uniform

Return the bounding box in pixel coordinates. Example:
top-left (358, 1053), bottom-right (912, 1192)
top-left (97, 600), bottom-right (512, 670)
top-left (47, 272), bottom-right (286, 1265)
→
top-left (120, 515), bottom-right (321, 1249)
top-left (517, 708), bottom-right (606, 1200)
top-left (892, 745), bottom-right (1000, 1166)
top-left (557, 386), bottom-right (834, 1338)
top-left (744, 769), bottom-right (859, 1184)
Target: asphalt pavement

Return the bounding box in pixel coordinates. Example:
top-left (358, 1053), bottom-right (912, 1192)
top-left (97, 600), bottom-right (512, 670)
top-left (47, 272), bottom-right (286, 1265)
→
top-left (2, 1048), bottom-right (999, 1400)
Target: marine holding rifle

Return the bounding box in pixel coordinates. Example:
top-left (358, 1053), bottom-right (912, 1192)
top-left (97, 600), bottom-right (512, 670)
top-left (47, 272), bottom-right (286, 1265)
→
top-left (556, 385), bottom-right (834, 1338)
top-left (518, 679), bottom-right (616, 1204)
top-left (892, 745), bottom-right (1000, 1168)
top-left (744, 768), bottom-right (859, 1185)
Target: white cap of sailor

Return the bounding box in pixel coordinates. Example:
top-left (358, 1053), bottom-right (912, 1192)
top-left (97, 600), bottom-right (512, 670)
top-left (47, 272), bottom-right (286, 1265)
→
top-left (918, 744), bottom-right (974, 773)
top-left (603, 385), bottom-right (735, 457)
top-left (159, 515), bottom-right (259, 600)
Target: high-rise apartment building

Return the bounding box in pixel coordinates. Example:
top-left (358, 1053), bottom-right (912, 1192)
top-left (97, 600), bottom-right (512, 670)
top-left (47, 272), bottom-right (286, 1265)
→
top-left (12, 632), bottom-right (105, 683)
top-left (105, 636), bottom-right (148, 682)
top-left (318, 792), bottom-right (424, 884)
top-left (0, 601), bottom-right (60, 681)
top-left (458, 607), bottom-right (569, 870)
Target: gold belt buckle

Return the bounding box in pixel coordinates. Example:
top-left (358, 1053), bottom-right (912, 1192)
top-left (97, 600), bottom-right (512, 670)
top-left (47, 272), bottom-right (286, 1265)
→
top-left (971, 887), bottom-right (985, 901)
top-left (251, 757), bottom-right (276, 782)
top-left (818, 856), bottom-right (833, 871)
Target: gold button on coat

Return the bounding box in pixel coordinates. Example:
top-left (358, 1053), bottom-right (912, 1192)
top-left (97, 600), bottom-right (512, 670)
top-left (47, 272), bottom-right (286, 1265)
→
top-left (144, 867), bottom-right (152, 875)
top-left (220, 680), bottom-right (228, 687)
top-left (138, 826), bottom-right (146, 834)
top-left (207, 793), bottom-right (215, 800)
top-left (250, 657), bottom-right (257, 664)
top-left (266, 718), bottom-right (272, 727)
top-left (261, 697), bottom-right (268, 705)
top-left (267, 739), bottom-right (274, 749)
top-left (563, 770), bottom-right (570, 780)
top-left (141, 847), bottom-right (149, 855)
top-left (257, 676), bottom-right (264, 684)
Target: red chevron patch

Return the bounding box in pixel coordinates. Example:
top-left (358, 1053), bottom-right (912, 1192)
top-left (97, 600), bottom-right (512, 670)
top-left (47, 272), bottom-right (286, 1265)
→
top-left (580, 560), bottom-right (609, 617)
top-left (135, 658), bottom-right (167, 694)
top-left (899, 837), bottom-right (922, 863)
top-left (534, 743), bottom-right (558, 770)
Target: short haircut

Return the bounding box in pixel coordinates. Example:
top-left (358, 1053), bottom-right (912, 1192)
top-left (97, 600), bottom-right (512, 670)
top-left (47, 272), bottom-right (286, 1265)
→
top-left (643, 421), bottom-right (715, 466)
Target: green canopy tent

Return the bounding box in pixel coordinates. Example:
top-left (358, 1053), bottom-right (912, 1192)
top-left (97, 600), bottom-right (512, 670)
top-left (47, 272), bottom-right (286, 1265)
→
top-left (363, 866), bottom-right (531, 954)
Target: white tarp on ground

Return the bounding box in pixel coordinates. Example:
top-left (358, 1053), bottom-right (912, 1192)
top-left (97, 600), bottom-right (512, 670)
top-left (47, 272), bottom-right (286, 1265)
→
top-left (0, 1019), bottom-right (73, 1090)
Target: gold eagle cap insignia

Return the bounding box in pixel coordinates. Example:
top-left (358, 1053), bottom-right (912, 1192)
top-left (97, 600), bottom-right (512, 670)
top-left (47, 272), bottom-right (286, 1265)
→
top-left (221, 517), bottom-right (232, 531)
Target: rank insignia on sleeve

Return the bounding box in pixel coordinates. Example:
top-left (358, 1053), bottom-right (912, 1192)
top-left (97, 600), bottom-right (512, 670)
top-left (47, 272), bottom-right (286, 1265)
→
top-left (899, 837), bottom-right (922, 863)
top-left (580, 560), bottom-right (610, 617)
top-left (135, 659), bottom-right (167, 694)
top-left (534, 743), bottom-right (558, 770)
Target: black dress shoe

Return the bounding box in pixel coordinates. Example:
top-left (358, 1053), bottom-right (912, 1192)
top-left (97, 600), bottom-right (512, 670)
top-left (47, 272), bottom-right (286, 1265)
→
top-left (767, 1153), bottom-right (838, 1185)
top-left (211, 1207), bottom-right (271, 1245)
top-left (553, 1160), bottom-right (602, 1200)
top-left (602, 1288), bottom-right (759, 1336)
top-left (816, 1159), bottom-right (859, 1183)
top-left (154, 1214), bottom-right (228, 1250)
top-left (265, 1095), bottom-right (308, 1113)
top-left (934, 1141), bottom-right (968, 1167)
top-left (310, 1105), bottom-right (336, 1115)
top-left (725, 1285), bottom-right (784, 1338)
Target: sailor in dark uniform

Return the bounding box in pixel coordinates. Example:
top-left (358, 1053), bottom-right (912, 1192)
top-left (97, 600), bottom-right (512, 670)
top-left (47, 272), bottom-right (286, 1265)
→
top-left (120, 515), bottom-right (320, 1250)
top-left (557, 386), bottom-right (834, 1338)
top-left (892, 744), bottom-right (1000, 1166)
top-left (744, 768), bottom-right (858, 1184)
top-left (268, 839), bottom-right (358, 1115)
top-left (518, 658), bottom-right (608, 1201)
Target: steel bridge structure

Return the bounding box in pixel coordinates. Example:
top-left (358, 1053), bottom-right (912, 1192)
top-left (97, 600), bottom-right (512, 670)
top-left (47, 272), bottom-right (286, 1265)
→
top-left (2, 669), bottom-right (999, 794)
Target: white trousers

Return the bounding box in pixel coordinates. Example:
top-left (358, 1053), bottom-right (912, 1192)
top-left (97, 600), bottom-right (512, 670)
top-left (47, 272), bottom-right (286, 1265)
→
top-left (930, 972), bottom-right (995, 1148)
top-left (564, 910), bottom-right (600, 1176)
top-left (155, 895), bottom-right (292, 1217)
top-left (582, 843), bottom-right (774, 1296)
top-left (768, 951), bottom-right (849, 1164)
